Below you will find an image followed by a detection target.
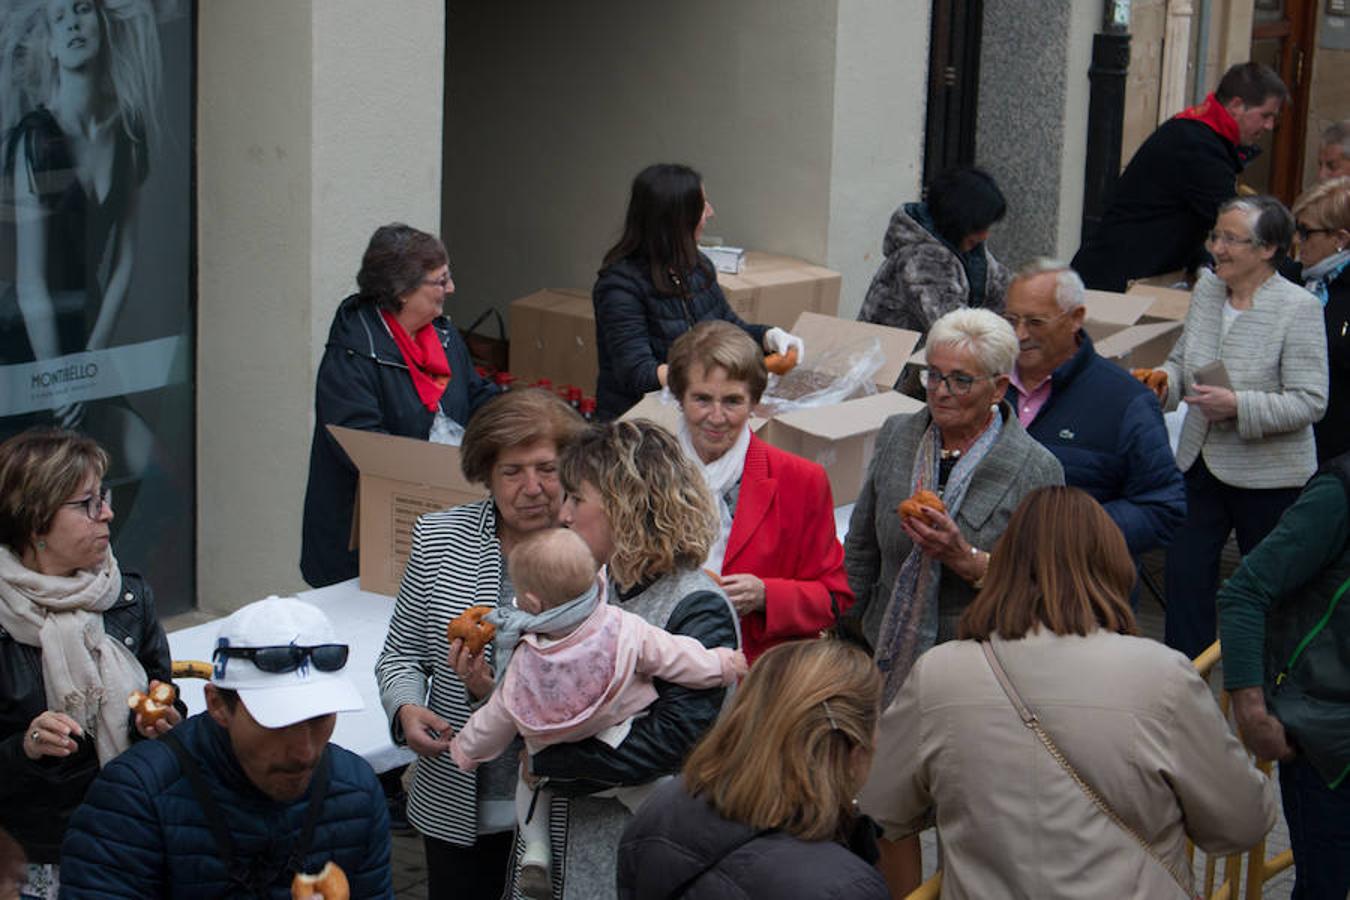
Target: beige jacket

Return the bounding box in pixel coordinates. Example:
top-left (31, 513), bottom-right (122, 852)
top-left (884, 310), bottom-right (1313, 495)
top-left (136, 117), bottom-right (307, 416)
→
top-left (859, 630), bottom-right (1276, 899)
top-left (1160, 269), bottom-right (1327, 488)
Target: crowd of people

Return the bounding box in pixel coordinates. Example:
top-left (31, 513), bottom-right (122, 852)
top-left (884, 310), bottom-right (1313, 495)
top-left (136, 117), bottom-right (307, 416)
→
top-left (1, 52), bottom-right (1347, 900)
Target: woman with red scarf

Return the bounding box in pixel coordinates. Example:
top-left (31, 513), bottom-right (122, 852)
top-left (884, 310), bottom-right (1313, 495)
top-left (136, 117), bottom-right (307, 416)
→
top-left (301, 223), bottom-right (497, 589)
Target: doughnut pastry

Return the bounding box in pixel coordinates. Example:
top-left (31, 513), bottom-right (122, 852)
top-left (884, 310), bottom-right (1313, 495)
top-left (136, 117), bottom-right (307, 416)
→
top-left (127, 682), bottom-right (176, 725)
top-left (897, 489), bottom-right (946, 522)
top-left (447, 606), bottom-right (496, 655)
top-left (171, 660), bottom-right (214, 680)
top-left (292, 861), bottom-right (348, 900)
top-left (764, 346), bottom-right (799, 376)
top-left (1130, 368), bottom-right (1168, 393)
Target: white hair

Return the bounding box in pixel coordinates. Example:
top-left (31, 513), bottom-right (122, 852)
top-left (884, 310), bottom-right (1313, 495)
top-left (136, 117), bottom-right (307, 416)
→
top-left (1016, 258), bottom-right (1085, 311)
top-left (927, 307), bottom-right (1018, 377)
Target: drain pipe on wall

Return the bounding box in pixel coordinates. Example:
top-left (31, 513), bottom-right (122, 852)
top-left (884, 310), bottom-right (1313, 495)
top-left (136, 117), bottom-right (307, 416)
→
top-left (1081, 0), bottom-right (1132, 244)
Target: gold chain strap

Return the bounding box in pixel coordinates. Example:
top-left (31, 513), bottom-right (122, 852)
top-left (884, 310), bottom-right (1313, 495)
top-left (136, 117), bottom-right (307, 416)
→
top-left (979, 641), bottom-right (1194, 897)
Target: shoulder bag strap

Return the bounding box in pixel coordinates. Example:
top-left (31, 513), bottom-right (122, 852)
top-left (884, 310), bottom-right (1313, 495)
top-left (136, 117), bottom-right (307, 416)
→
top-left (661, 827), bottom-right (776, 900)
top-left (161, 731), bottom-right (252, 891)
top-left (285, 747), bottom-right (333, 874)
top-left (979, 641), bottom-right (1194, 897)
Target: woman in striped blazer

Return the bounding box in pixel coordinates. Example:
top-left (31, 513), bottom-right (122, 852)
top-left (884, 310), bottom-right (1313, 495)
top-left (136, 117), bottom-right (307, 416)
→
top-left (1149, 195), bottom-right (1328, 660)
top-left (376, 389), bottom-right (585, 900)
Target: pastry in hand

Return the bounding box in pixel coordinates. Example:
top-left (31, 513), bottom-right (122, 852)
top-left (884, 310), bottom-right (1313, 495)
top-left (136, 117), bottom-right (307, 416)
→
top-left (292, 861), bottom-right (349, 900)
top-left (897, 489), bottom-right (946, 522)
top-left (447, 606), bottom-right (496, 655)
top-left (1130, 368), bottom-right (1168, 393)
top-left (764, 346), bottom-right (799, 375)
top-left (127, 682), bottom-right (176, 725)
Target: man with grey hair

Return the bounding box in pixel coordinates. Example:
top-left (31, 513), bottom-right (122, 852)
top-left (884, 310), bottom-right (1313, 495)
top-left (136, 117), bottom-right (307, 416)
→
top-left (1003, 261), bottom-right (1185, 573)
top-left (1318, 120), bottom-right (1350, 183)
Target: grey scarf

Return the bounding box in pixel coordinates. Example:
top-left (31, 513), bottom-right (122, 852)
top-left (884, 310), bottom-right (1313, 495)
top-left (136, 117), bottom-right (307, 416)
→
top-left (485, 578), bottom-right (603, 677)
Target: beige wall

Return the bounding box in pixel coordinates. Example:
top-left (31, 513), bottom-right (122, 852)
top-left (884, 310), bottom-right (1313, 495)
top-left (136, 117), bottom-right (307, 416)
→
top-left (441, 1), bottom-right (928, 327)
top-left (1302, 14), bottom-right (1350, 191)
top-left (1055, 0), bottom-right (1101, 260)
top-left (197, 1), bottom-right (445, 613)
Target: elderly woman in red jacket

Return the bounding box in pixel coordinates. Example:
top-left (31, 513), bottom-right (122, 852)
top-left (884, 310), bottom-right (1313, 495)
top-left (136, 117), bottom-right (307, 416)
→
top-left (665, 321), bottom-right (852, 662)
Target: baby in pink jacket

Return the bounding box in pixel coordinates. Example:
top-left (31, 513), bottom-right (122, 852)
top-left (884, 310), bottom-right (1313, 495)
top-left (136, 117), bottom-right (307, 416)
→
top-left (448, 528), bottom-right (745, 899)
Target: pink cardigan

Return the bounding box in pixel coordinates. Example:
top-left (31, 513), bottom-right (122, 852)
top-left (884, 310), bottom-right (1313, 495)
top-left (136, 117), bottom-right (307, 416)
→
top-left (450, 599), bottom-right (742, 770)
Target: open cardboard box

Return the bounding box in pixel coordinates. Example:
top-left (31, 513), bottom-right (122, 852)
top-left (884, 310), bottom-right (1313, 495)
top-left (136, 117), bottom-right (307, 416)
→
top-left (329, 425), bottom-right (487, 597)
top-left (624, 311), bottom-right (923, 504)
top-left (718, 253), bottom-right (842, 330)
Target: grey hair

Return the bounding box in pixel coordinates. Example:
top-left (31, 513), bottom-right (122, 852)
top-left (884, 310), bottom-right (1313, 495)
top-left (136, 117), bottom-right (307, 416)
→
top-left (1016, 258), bottom-right (1085, 312)
top-left (1218, 195), bottom-right (1295, 264)
top-left (927, 307), bottom-right (1019, 377)
top-left (1323, 120), bottom-right (1350, 157)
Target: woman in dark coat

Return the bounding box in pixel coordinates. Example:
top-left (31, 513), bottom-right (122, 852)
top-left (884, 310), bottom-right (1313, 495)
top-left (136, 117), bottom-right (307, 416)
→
top-left (1291, 176), bottom-right (1350, 463)
top-left (300, 223), bottom-right (497, 588)
top-left (0, 428), bottom-right (179, 899)
top-left (592, 163), bottom-right (803, 420)
top-left (618, 637), bottom-right (889, 900)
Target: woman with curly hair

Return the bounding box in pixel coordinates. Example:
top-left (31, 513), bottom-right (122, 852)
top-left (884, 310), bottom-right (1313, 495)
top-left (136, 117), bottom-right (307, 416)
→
top-left (516, 419), bottom-right (740, 899)
top-left (618, 637), bottom-right (889, 899)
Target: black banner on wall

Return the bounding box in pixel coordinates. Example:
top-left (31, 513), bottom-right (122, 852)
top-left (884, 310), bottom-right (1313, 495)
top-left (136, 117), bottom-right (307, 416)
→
top-left (0, 0), bottom-right (195, 614)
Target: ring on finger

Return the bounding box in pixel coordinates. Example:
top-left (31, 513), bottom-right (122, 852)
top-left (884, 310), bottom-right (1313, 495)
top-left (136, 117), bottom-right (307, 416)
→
top-left (30, 729), bottom-right (41, 743)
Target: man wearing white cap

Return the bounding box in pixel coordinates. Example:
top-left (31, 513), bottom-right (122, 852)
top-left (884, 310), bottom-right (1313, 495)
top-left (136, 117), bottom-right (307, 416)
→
top-left (59, 596), bottom-right (393, 898)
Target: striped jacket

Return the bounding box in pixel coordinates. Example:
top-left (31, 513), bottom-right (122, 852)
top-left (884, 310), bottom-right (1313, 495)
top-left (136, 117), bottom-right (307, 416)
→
top-left (375, 499), bottom-right (503, 845)
top-left (1160, 269), bottom-right (1328, 489)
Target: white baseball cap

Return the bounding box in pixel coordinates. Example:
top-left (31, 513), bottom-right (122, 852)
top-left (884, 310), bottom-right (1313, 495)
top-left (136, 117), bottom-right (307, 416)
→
top-left (211, 595), bottom-right (363, 729)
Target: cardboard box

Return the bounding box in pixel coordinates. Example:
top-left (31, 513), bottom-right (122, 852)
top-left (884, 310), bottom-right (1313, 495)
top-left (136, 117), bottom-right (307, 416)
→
top-left (717, 253), bottom-right (842, 330)
top-left (328, 425), bottom-right (487, 597)
top-left (508, 289), bottom-right (598, 391)
top-left (1126, 282), bottom-right (1191, 322)
top-left (624, 311), bottom-right (922, 505)
top-left (1093, 320), bottom-right (1185, 370)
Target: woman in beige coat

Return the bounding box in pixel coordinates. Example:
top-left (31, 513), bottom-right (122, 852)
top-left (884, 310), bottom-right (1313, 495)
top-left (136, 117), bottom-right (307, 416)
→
top-left (859, 486), bottom-right (1275, 899)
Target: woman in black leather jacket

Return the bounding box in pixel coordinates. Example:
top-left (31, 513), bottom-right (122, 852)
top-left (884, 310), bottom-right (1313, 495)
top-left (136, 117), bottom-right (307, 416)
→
top-left (0, 428), bottom-right (178, 897)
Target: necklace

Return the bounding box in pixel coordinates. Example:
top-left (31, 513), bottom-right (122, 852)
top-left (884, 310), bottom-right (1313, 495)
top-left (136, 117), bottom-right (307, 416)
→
top-left (939, 447), bottom-right (962, 460)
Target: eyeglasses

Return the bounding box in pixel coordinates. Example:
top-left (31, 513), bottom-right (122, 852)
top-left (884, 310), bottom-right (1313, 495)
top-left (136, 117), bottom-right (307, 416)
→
top-left (1295, 223), bottom-right (1332, 241)
top-left (922, 367), bottom-right (993, 396)
top-left (422, 272), bottom-right (453, 289)
top-left (1001, 309), bottom-right (1071, 331)
top-left (1206, 231), bottom-right (1257, 248)
top-left (63, 485), bottom-right (111, 520)
top-left (212, 643), bottom-right (350, 674)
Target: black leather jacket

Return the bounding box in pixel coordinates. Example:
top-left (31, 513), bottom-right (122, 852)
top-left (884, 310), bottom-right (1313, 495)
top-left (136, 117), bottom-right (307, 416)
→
top-left (0, 572), bottom-right (173, 863)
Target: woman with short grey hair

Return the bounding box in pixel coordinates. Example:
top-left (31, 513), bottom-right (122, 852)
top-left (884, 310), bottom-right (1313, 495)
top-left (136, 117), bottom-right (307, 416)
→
top-left (845, 307), bottom-right (1062, 707)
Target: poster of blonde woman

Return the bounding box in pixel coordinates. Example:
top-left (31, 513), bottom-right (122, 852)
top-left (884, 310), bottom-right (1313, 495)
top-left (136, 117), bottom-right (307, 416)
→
top-left (0, 0), bottom-right (194, 618)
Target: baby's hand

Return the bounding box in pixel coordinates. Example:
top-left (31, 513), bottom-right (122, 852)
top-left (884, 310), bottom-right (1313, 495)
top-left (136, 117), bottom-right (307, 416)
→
top-left (726, 649), bottom-right (749, 682)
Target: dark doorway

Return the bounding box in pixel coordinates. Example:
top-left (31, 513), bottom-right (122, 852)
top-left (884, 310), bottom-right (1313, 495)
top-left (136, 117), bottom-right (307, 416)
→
top-left (1245, 0), bottom-right (1318, 204)
top-left (924, 0), bottom-right (985, 184)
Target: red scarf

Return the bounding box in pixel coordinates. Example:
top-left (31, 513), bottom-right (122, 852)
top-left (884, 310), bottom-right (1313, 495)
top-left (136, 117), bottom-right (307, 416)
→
top-left (380, 310), bottom-right (451, 412)
top-left (1173, 93), bottom-right (1240, 146)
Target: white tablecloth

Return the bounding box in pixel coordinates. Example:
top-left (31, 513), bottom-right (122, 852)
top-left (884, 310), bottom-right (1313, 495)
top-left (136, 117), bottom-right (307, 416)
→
top-left (168, 579), bottom-right (415, 774)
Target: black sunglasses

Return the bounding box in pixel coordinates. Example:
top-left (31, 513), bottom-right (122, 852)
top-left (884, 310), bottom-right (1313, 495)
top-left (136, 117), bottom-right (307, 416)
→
top-left (212, 643), bottom-right (349, 674)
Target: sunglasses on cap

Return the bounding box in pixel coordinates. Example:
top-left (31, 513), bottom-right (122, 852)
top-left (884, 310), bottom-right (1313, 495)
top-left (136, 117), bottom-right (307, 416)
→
top-left (212, 643), bottom-right (349, 674)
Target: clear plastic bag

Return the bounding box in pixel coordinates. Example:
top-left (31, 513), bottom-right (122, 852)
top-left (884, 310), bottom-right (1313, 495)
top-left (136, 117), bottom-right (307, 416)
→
top-left (755, 336), bottom-right (885, 416)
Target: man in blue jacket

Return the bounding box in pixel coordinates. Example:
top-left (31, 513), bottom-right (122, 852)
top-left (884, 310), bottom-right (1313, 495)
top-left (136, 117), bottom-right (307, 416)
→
top-left (1004, 261), bottom-right (1186, 584)
top-left (60, 596), bottom-right (393, 898)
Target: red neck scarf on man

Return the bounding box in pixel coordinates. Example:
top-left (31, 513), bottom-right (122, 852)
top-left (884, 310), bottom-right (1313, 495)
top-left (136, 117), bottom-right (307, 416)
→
top-left (1173, 93), bottom-right (1240, 146)
top-left (380, 310), bottom-right (451, 412)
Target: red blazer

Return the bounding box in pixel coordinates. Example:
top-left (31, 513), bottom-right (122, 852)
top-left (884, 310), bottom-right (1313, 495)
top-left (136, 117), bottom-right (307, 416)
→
top-left (721, 434), bottom-right (854, 663)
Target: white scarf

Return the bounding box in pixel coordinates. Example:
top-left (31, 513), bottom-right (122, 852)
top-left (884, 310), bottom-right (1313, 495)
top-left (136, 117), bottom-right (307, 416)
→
top-left (677, 418), bottom-right (752, 574)
top-left (0, 546), bottom-right (146, 765)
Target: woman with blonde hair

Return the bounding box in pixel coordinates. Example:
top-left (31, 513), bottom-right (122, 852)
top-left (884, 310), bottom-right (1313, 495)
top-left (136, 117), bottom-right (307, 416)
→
top-left (515, 419), bottom-right (740, 899)
top-left (860, 486), bottom-right (1275, 899)
top-left (1291, 176), bottom-right (1350, 461)
top-left (618, 637), bottom-right (888, 899)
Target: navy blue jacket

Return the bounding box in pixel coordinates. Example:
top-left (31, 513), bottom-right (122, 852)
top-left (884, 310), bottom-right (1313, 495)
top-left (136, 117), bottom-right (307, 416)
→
top-left (60, 712), bottom-right (392, 899)
top-left (1009, 335), bottom-right (1186, 556)
top-left (300, 295), bottom-right (497, 588)
top-left (593, 256), bottom-right (768, 420)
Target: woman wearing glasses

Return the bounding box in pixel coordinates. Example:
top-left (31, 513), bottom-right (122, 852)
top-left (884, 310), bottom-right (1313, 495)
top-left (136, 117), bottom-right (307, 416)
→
top-left (845, 307), bottom-right (1061, 708)
top-left (663, 321), bottom-right (852, 664)
top-left (1139, 196), bottom-right (1328, 660)
top-left (1290, 177), bottom-right (1350, 462)
top-left (301, 223), bottom-right (497, 589)
top-left (0, 427), bottom-right (178, 898)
